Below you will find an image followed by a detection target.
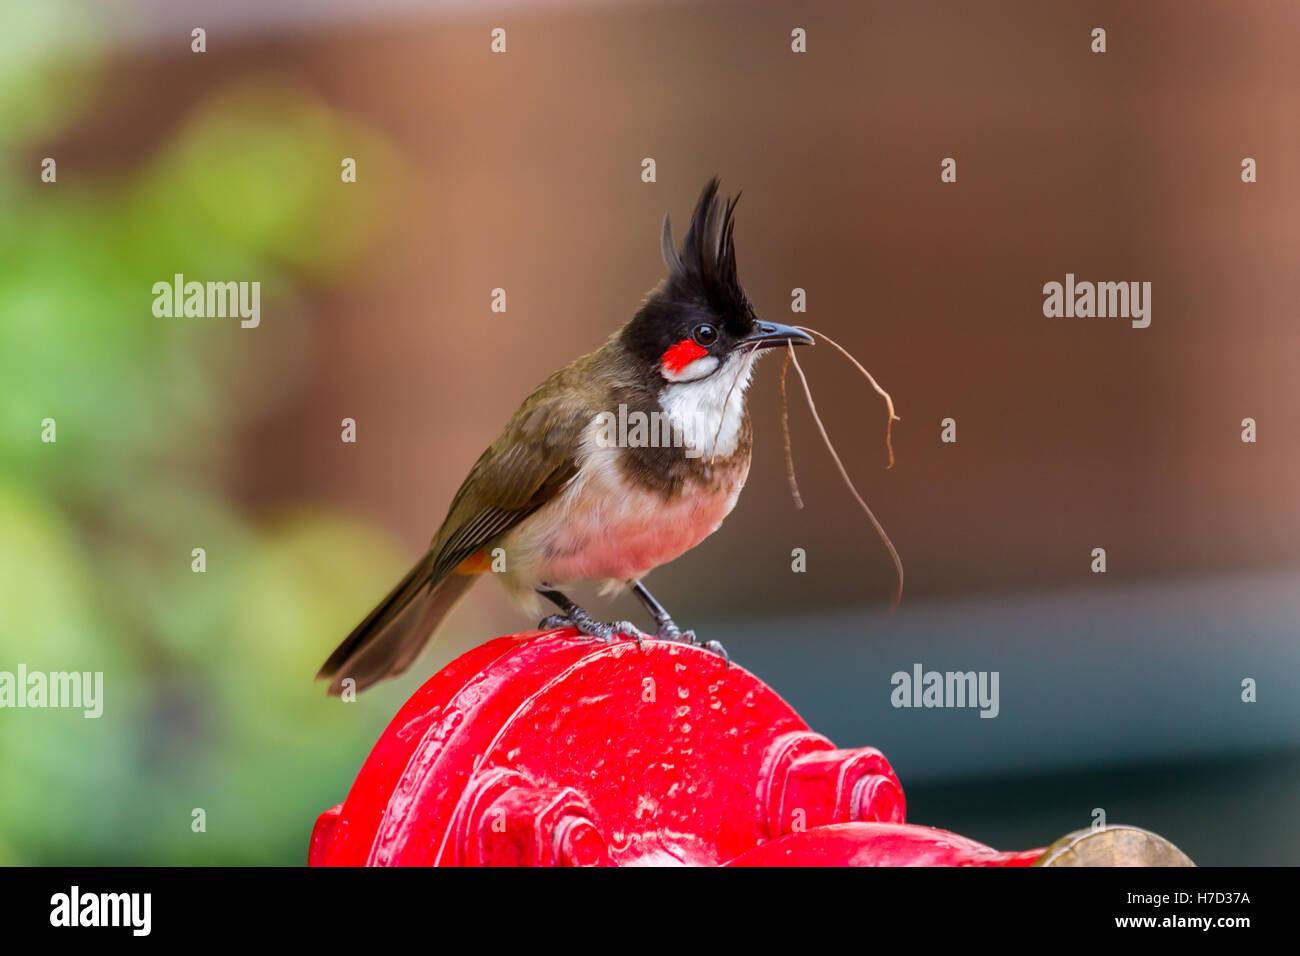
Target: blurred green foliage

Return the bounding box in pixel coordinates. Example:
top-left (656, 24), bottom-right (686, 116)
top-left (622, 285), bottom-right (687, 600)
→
top-left (0, 9), bottom-right (410, 863)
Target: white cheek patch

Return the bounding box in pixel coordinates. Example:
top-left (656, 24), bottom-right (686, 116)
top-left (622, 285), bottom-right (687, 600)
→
top-left (659, 351), bottom-right (756, 458)
top-left (661, 354), bottom-right (720, 383)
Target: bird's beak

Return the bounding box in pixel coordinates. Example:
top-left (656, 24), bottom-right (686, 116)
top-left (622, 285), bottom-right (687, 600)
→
top-left (738, 321), bottom-right (815, 351)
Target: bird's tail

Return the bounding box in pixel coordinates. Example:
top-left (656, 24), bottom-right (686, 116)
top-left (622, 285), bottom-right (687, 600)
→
top-left (316, 552), bottom-right (476, 696)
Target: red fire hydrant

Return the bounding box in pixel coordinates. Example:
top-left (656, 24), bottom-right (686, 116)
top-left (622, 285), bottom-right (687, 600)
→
top-left (309, 628), bottom-right (1191, 866)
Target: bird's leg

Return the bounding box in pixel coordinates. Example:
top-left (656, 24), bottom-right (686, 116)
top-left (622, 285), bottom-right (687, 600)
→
top-left (537, 589), bottom-right (649, 651)
top-left (629, 580), bottom-right (688, 640)
top-left (629, 581), bottom-right (729, 664)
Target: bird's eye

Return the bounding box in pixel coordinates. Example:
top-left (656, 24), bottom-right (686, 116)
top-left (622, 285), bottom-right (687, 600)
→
top-left (692, 323), bottom-right (718, 347)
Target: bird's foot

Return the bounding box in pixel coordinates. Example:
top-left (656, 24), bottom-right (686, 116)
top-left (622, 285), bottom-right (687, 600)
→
top-left (654, 620), bottom-right (691, 643)
top-left (538, 609), bottom-right (649, 651)
top-left (654, 621), bottom-right (729, 667)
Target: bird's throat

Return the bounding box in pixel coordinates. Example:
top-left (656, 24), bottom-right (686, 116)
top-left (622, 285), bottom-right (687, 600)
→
top-left (658, 351), bottom-right (756, 460)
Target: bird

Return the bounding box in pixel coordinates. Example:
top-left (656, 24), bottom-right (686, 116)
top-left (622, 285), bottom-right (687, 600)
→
top-left (317, 178), bottom-right (813, 695)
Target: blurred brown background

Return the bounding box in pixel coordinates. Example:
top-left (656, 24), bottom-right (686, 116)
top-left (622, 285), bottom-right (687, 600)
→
top-left (211, 1), bottom-right (1300, 615)
top-left (6, 0), bottom-right (1298, 863)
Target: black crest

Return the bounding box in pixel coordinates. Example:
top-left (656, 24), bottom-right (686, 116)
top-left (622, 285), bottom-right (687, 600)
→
top-left (620, 178), bottom-right (757, 369)
top-left (659, 178), bottom-right (751, 321)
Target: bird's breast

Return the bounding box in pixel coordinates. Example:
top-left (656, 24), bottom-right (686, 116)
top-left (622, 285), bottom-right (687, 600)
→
top-left (502, 419), bottom-right (751, 590)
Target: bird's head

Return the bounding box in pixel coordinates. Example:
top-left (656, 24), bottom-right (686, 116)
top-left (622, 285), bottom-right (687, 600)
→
top-left (622, 178), bottom-right (813, 387)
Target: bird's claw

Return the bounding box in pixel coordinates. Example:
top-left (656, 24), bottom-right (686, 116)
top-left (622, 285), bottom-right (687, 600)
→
top-left (655, 622), bottom-right (690, 643)
top-left (544, 610), bottom-right (648, 650)
top-left (654, 622), bottom-right (728, 667)
top-left (701, 639), bottom-right (730, 667)
top-left (540, 610), bottom-right (720, 663)
top-left (617, 622), bottom-right (649, 652)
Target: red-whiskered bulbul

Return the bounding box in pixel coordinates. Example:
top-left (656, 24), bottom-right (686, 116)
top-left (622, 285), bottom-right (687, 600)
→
top-left (317, 179), bottom-right (813, 695)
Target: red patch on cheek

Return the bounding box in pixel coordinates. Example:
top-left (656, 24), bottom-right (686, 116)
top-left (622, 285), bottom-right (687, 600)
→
top-left (661, 338), bottom-right (708, 375)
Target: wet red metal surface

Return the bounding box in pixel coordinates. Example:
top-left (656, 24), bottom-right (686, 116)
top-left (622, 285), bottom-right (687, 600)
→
top-left (310, 629), bottom-right (1044, 866)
